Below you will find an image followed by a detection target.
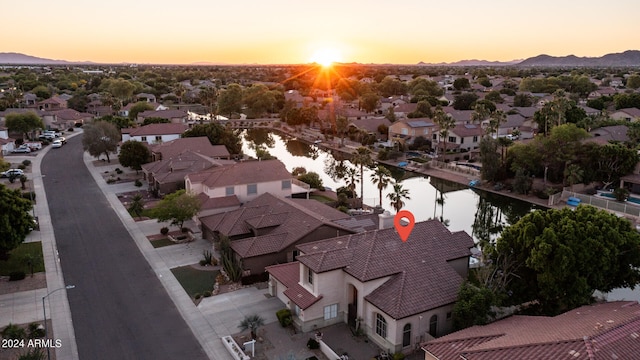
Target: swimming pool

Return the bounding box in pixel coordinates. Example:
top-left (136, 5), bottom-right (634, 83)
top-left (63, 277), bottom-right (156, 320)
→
top-left (598, 191), bottom-right (640, 205)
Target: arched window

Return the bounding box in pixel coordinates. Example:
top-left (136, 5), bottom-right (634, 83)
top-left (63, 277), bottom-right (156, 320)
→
top-left (402, 323), bottom-right (411, 347)
top-left (429, 315), bottom-right (438, 337)
top-left (375, 313), bottom-right (387, 338)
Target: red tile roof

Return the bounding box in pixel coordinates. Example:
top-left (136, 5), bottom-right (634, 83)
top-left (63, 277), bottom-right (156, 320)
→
top-left (127, 123), bottom-right (188, 136)
top-left (149, 137), bottom-right (230, 159)
top-left (295, 220), bottom-right (474, 319)
top-left (267, 262), bottom-right (323, 310)
top-left (422, 301), bottom-right (640, 360)
top-left (196, 159), bottom-right (293, 188)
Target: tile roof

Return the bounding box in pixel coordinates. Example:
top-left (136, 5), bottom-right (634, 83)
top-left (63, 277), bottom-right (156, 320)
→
top-left (267, 262), bottom-right (323, 310)
top-left (199, 193), bottom-right (353, 257)
top-left (295, 220), bottom-right (474, 319)
top-left (196, 159), bottom-right (292, 188)
top-left (141, 151), bottom-right (230, 185)
top-left (138, 109), bottom-right (188, 119)
top-left (149, 137), bottom-right (231, 159)
top-left (197, 193), bottom-right (240, 210)
top-left (127, 123), bottom-right (188, 136)
top-left (423, 301), bottom-right (640, 360)
top-left (450, 124), bottom-right (484, 138)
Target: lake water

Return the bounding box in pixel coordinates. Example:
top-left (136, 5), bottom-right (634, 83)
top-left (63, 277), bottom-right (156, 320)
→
top-left (241, 129), bottom-right (540, 242)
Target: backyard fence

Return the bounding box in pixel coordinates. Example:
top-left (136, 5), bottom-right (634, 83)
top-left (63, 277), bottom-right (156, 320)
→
top-left (561, 190), bottom-right (640, 217)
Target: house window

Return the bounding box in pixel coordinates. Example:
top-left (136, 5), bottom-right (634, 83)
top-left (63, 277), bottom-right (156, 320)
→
top-left (446, 312), bottom-right (452, 321)
top-left (401, 128), bottom-right (408, 135)
top-left (307, 266), bottom-right (313, 285)
top-left (281, 180), bottom-right (291, 190)
top-left (225, 186), bottom-right (234, 196)
top-left (460, 137), bottom-right (465, 144)
top-left (375, 313), bottom-right (387, 338)
top-left (402, 323), bottom-right (411, 347)
top-left (141, 136), bottom-right (147, 142)
top-left (473, 136), bottom-right (478, 142)
top-left (429, 315), bottom-right (438, 337)
top-left (448, 136), bottom-right (456, 143)
top-left (155, 135), bottom-right (162, 142)
top-left (324, 304), bottom-right (338, 320)
top-left (423, 129), bottom-right (429, 135)
top-left (247, 184), bottom-right (257, 195)
top-left (432, 134), bottom-right (437, 141)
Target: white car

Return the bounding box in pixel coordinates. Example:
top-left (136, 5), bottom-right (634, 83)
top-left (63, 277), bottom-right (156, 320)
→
top-left (1, 169), bottom-right (24, 178)
top-left (51, 140), bottom-right (63, 148)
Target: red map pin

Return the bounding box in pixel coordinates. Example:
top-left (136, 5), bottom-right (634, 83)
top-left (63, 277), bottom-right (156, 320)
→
top-left (394, 210), bottom-right (415, 242)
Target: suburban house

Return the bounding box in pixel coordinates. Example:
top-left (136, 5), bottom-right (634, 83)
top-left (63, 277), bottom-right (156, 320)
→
top-left (118, 102), bottom-right (167, 117)
top-left (610, 107), bottom-right (640, 122)
top-left (199, 193), bottom-right (356, 275)
top-left (37, 95), bottom-right (67, 110)
top-left (0, 126), bottom-right (15, 155)
top-left (148, 136), bottom-right (231, 162)
top-left (421, 301), bottom-right (640, 360)
top-left (393, 103), bottom-right (418, 119)
top-left (141, 150), bottom-right (235, 195)
top-left (121, 123), bottom-right (188, 143)
top-left (349, 117), bottom-right (392, 139)
top-left (388, 118), bottom-right (436, 146)
top-left (587, 125), bottom-right (629, 145)
top-left (186, 159), bottom-right (310, 204)
top-left (41, 108), bottom-right (93, 129)
top-left (136, 109), bottom-right (189, 124)
top-left (266, 219), bottom-right (475, 353)
top-left (435, 124), bottom-right (484, 153)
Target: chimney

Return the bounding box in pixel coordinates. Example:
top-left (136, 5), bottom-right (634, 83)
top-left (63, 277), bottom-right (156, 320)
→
top-left (378, 211), bottom-right (394, 230)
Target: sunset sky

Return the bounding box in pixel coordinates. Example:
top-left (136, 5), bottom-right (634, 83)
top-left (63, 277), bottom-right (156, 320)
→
top-left (5, 0), bottom-right (640, 65)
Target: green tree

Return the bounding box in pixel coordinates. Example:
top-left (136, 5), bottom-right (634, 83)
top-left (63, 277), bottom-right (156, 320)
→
top-left (128, 193), bottom-right (145, 220)
top-left (5, 112), bottom-right (44, 140)
top-left (238, 314), bottom-right (265, 340)
top-left (626, 74), bottom-right (640, 90)
top-left (0, 184), bottom-right (33, 259)
top-left (119, 140), bottom-right (151, 173)
top-left (471, 103), bottom-right (490, 125)
top-left (591, 143), bottom-right (639, 189)
top-left (452, 92), bottom-right (478, 110)
top-left (487, 110), bottom-right (507, 137)
top-left (107, 78), bottom-right (136, 108)
top-left (128, 101), bottom-right (154, 120)
top-left (479, 137), bottom-right (500, 182)
top-left (297, 171), bottom-right (323, 189)
top-left (453, 282), bottom-right (496, 330)
top-left (433, 108), bottom-right (456, 157)
top-left (387, 181), bottom-right (411, 213)
top-left (513, 93), bottom-right (533, 107)
top-left (336, 116), bottom-right (349, 146)
top-left (491, 206), bottom-right (640, 315)
top-left (564, 164), bottom-right (583, 191)
top-left (31, 85), bottom-right (51, 100)
top-left (142, 117), bottom-right (170, 126)
top-left (182, 123), bottom-right (242, 154)
top-left (370, 165), bottom-right (392, 207)
top-left (217, 83), bottom-right (243, 116)
top-left (359, 92), bottom-right (380, 113)
top-left (153, 190), bottom-right (201, 229)
top-left (82, 121), bottom-right (121, 162)
top-left (243, 84), bottom-right (277, 118)
top-left (98, 115), bottom-right (134, 130)
top-left (453, 77), bottom-right (471, 90)
top-left (485, 91), bottom-right (503, 103)
top-left (351, 147), bottom-right (373, 200)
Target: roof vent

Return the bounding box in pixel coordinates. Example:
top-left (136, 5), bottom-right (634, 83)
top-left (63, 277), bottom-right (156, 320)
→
top-left (631, 332), bottom-right (639, 339)
top-left (568, 350), bottom-right (580, 357)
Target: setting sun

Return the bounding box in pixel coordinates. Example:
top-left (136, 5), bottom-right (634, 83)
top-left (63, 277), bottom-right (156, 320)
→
top-left (309, 47), bottom-right (343, 67)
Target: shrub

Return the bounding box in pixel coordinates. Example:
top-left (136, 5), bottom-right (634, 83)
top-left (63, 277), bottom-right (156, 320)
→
top-left (614, 187), bottom-right (630, 201)
top-left (199, 259), bottom-right (208, 266)
top-left (160, 227), bottom-right (169, 235)
top-left (306, 338), bottom-right (320, 349)
top-left (393, 353), bottom-right (405, 360)
top-left (276, 308), bottom-right (293, 327)
top-left (134, 179), bottom-right (142, 187)
top-left (2, 323), bottom-right (26, 340)
top-left (211, 257), bottom-right (218, 266)
top-left (69, 127), bottom-right (75, 131)
top-left (18, 164), bottom-right (26, 170)
top-left (115, 168), bottom-right (123, 174)
top-left (194, 293), bottom-right (202, 299)
top-left (28, 323), bottom-right (45, 338)
top-left (9, 271), bottom-right (26, 281)
top-left (22, 160), bottom-right (32, 167)
top-left (106, 178), bottom-right (116, 184)
top-left (21, 191), bottom-right (36, 201)
top-left (203, 291), bottom-right (212, 297)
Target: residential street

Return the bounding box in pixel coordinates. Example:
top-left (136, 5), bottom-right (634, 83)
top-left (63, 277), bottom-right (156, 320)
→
top-left (40, 135), bottom-right (208, 360)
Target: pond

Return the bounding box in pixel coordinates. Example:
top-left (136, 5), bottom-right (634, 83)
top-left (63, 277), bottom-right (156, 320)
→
top-left (241, 129), bottom-right (542, 242)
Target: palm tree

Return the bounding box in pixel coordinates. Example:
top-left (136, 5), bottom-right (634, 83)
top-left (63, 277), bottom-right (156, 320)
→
top-left (344, 167), bottom-right (359, 198)
top-left (351, 146), bottom-right (373, 201)
top-left (239, 314), bottom-right (265, 340)
top-left (370, 165), bottom-right (392, 207)
top-left (564, 164), bottom-right (584, 191)
top-left (488, 109), bottom-right (507, 138)
top-left (433, 108), bottom-right (456, 160)
top-left (336, 116), bottom-right (349, 147)
top-left (496, 136), bottom-right (513, 166)
top-left (471, 103), bottom-right (489, 125)
top-left (128, 194), bottom-right (145, 220)
top-left (387, 181), bottom-right (411, 213)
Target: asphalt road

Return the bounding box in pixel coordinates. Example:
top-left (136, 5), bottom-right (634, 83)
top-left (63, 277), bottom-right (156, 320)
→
top-left (41, 135), bottom-right (208, 360)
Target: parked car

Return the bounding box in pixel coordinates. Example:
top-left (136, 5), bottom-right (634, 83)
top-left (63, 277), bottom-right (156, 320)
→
top-left (12, 146), bottom-right (31, 153)
top-left (51, 140), bottom-right (63, 148)
top-left (58, 136), bottom-right (67, 145)
top-left (39, 133), bottom-right (56, 141)
top-left (1, 169), bottom-right (24, 178)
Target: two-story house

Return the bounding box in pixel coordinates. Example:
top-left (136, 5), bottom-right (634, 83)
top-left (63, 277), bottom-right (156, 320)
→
top-left (121, 123), bottom-right (188, 143)
top-left (186, 159), bottom-right (309, 204)
top-left (389, 118), bottom-right (436, 146)
top-left (136, 109), bottom-right (189, 124)
top-left (266, 219), bottom-right (474, 353)
top-left (610, 107), bottom-right (640, 122)
top-left (435, 124), bottom-right (484, 153)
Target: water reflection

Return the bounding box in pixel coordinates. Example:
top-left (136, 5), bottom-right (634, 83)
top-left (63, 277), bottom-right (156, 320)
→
top-left (240, 131), bottom-right (538, 240)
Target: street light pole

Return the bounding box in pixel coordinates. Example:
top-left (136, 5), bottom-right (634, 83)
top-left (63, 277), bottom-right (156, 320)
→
top-left (43, 285), bottom-right (75, 360)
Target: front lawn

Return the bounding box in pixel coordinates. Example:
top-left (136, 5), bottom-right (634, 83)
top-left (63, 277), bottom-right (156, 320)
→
top-left (170, 265), bottom-right (218, 299)
top-left (0, 242), bottom-right (45, 275)
top-left (151, 238), bottom-right (176, 248)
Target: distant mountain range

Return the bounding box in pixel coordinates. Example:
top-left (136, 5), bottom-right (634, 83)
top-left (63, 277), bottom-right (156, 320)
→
top-left (1, 50), bottom-right (639, 67)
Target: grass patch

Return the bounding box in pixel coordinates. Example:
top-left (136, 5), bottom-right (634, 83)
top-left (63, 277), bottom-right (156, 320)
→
top-left (310, 194), bottom-right (334, 203)
top-left (128, 207), bottom-right (157, 219)
top-left (151, 238), bottom-right (176, 248)
top-left (170, 265), bottom-right (218, 298)
top-left (408, 157), bottom-right (428, 163)
top-left (0, 242), bottom-right (45, 275)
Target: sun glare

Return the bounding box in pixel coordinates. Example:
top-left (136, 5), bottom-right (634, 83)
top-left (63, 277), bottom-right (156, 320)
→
top-left (309, 47), bottom-right (342, 67)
